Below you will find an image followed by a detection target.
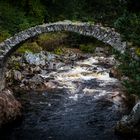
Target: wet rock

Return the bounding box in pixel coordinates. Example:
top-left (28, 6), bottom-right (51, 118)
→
top-left (55, 62), bottom-right (64, 69)
top-left (29, 75), bottom-right (44, 85)
top-left (24, 51), bottom-right (46, 66)
top-left (44, 81), bottom-right (57, 89)
top-left (13, 70), bottom-right (22, 81)
top-left (109, 67), bottom-right (122, 79)
top-left (96, 55), bottom-right (117, 67)
top-left (48, 62), bottom-right (56, 70)
top-left (32, 66), bottom-right (41, 73)
top-left (21, 78), bottom-right (29, 84)
top-left (115, 101), bottom-right (140, 136)
top-left (0, 89), bottom-right (21, 127)
top-left (121, 76), bottom-right (129, 81)
top-left (5, 70), bottom-right (12, 79)
top-left (106, 56), bottom-right (117, 66)
top-left (19, 83), bottom-right (25, 88)
top-left (46, 52), bottom-right (57, 61)
top-left (95, 47), bottom-right (105, 54)
top-left (41, 70), bottom-right (47, 75)
top-left (11, 56), bottom-right (22, 62)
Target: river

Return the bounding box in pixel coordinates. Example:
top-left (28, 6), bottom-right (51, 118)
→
top-left (0, 52), bottom-right (130, 140)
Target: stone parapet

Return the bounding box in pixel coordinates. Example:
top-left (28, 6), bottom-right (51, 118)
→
top-left (0, 21), bottom-right (127, 63)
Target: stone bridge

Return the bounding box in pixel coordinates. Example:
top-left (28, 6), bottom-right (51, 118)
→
top-left (0, 20), bottom-right (127, 90)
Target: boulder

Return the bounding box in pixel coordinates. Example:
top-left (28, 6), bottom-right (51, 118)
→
top-left (29, 75), bottom-right (43, 84)
top-left (115, 101), bottom-right (140, 136)
top-left (0, 89), bottom-right (21, 127)
top-left (33, 66), bottom-right (41, 72)
top-left (95, 47), bottom-right (105, 54)
top-left (44, 81), bottom-right (57, 89)
top-left (13, 70), bottom-right (22, 81)
top-left (24, 51), bottom-right (46, 66)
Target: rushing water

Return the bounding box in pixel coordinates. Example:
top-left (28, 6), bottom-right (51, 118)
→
top-left (1, 55), bottom-right (129, 140)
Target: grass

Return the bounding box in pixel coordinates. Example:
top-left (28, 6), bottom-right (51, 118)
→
top-left (37, 32), bottom-right (68, 42)
top-left (79, 43), bottom-right (96, 53)
top-left (0, 28), bottom-right (11, 42)
top-left (17, 42), bottom-right (42, 54)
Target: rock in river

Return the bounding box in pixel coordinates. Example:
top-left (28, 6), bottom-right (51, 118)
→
top-left (115, 100), bottom-right (140, 136)
top-left (0, 89), bottom-right (21, 127)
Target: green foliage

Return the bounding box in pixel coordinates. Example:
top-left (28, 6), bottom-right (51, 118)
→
top-left (136, 48), bottom-right (140, 56)
top-left (118, 52), bottom-right (140, 95)
top-left (13, 61), bottom-right (21, 70)
top-left (0, 1), bottom-right (25, 33)
top-left (0, 27), bottom-right (11, 42)
top-left (113, 47), bottom-right (140, 95)
top-left (17, 42), bottom-right (42, 54)
top-left (38, 32), bottom-right (68, 42)
top-left (79, 44), bottom-right (95, 53)
top-left (26, 0), bottom-right (46, 21)
top-left (0, 0), bottom-right (47, 34)
top-left (114, 12), bottom-right (140, 46)
top-left (18, 19), bottom-right (31, 31)
top-left (37, 32), bottom-right (68, 51)
top-left (82, 0), bottom-right (125, 24)
top-left (54, 47), bottom-right (63, 55)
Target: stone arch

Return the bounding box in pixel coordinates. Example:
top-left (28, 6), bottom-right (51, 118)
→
top-left (0, 21), bottom-right (127, 90)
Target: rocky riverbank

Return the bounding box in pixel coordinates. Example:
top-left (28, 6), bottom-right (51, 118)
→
top-left (1, 46), bottom-right (139, 139)
top-left (1, 46), bottom-right (133, 139)
top-left (0, 89), bottom-right (21, 127)
top-left (6, 47), bottom-right (119, 91)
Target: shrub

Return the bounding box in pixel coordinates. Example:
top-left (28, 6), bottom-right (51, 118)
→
top-left (136, 48), bottom-right (140, 56)
top-left (117, 52), bottom-right (140, 95)
top-left (38, 32), bottom-right (68, 42)
top-left (114, 11), bottom-right (140, 46)
top-left (54, 47), bottom-right (63, 55)
top-left (79, 44), bottom-right (95, 53)
top-left (0, 1), bottom-right (47, 34)
top-left (0, 28), bottom-right (11, 42)
top-left (17, 42), bottom-right (42, 54)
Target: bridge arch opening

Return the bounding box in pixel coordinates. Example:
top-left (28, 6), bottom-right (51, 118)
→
top-left (0, 21), bottom-right (127, 90)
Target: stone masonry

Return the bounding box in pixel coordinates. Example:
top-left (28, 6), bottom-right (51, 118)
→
top-left (0, 20), bottom-right (127, 90)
